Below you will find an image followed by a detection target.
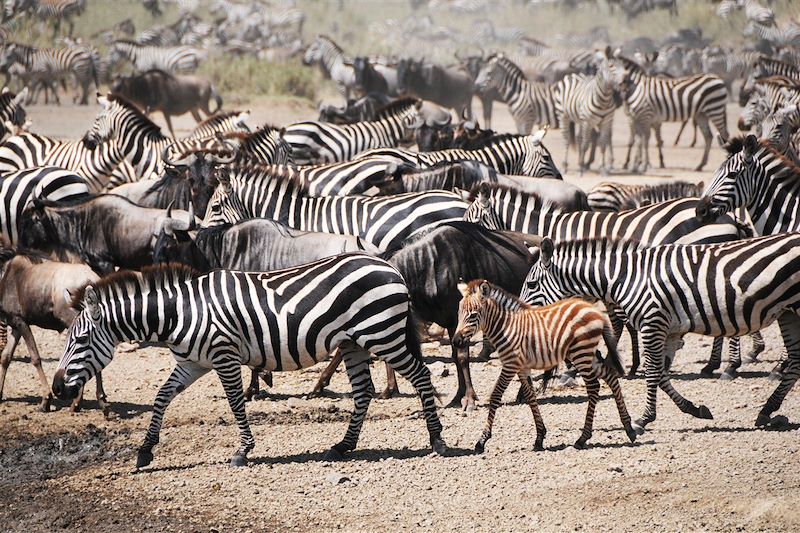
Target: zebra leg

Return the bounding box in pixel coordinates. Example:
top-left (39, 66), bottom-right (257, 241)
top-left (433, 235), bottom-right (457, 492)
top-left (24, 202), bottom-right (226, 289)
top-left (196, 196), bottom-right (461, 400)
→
top-left (571, 356), bottom-right (601, 448)
top-left (701, 337), bottom-right (724, 376)
top-left (673, 119), bottom-right (688, 146)
top-left (626, 322), bottom-right (641, 376)
top-left (769, 352), bottom-right (789, 381)
top-left (756, 314), bottom-right (800, 427)
top-left (378, 363), bottom-right (399, 399)
top-left (694, 114), bottom-right (713, 172)
top-left (15, 321), bottom-right (51, 412)
top-left (94, 371), bottom-right (110, 418)
top-left (690, 119), bottom-right (698, 148)
top-left (310, 347), bottom-right (342, 397)
top-left (654, 123), bottom-right (665, 169)
top-left (743, 331), bottom-right (766, 364)
top-left (623, 118), bottom-right (635, 170)
top-left (214, 358), bottom-right (255, 466)
top-left (137, 362), bottom-right (209, 469)
top-left (517, 369), bottom-right (547, 451)
top-left (721, 337), bottom-right (742, 380)
top-left (658, 335), bottom-right (714, 421)
top-left (0, 327), bottom-right (21, 403)
top-left (475, 365), bottom-right (515, 453)
top-left (326, 344), bottom-right (374, 460)
top-left (595, 359), bottom-right (637, 442)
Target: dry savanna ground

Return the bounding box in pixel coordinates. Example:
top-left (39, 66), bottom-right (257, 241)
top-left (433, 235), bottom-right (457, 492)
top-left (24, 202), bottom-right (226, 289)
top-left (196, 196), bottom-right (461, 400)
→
top-left (1, 98), bottom-right (799, 533)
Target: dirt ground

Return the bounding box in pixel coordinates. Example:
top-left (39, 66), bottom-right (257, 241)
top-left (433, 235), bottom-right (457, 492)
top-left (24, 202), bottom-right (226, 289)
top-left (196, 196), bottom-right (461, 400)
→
top-left (1, 97), bottom-right (799, 533)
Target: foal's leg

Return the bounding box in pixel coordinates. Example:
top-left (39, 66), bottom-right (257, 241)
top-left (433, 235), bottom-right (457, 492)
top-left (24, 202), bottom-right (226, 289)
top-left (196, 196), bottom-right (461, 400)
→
top-left (475, 365), bottom-right (515, 453)
top-left (595, 356), bottom-right (637, 443)
top-left (571, 354), bottom-right (601, 448)
top-left (517, 369), bottom-right (547, 451)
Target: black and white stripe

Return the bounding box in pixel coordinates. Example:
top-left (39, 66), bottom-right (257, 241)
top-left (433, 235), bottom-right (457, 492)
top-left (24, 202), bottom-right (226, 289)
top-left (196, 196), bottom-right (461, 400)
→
top-left (107, 40), bottom-right (203, 74)
top-left (302, 35), bottom-right (355, 100)
top-left (54, 258), bottom-right (447, 467)
top-left (0, 87), bottom-right (27, 141)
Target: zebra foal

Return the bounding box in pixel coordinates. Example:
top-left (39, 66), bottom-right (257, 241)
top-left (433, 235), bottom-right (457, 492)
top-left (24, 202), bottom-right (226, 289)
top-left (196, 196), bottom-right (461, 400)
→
top-left (52, 257), bottom-right (448, 467)
top-left (452, 280), bottom-right (636, 452)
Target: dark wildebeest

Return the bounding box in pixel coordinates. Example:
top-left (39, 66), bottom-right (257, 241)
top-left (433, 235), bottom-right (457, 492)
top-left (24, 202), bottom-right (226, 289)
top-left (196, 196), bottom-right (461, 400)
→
top-left (152, 215), bottom-right (379, 399)
top-left (317, 93), bottom-right (395, 124)
top-left (312, 221), bottom-right (538, 411)
top-left (458, 53), bottom-right (501, 130)
top-left (0, 246), bottom-right (106, 413)
top-left (18, 195), bottom-right (195, 275)
top-left (396, 58), bottom-right (474, 116)
top-left (353, 57), bottom-right (390, 96)
top-left (111, 69), bottom-right (222, 138)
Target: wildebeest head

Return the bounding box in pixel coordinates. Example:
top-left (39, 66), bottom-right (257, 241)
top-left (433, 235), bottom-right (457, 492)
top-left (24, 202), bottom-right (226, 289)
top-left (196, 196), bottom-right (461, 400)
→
top-left (18, 197), bottom-right (55, 250)
top-left (396, 58), bottom-right (422, 95)
top-left (353, 57), bottom-right (370, 91)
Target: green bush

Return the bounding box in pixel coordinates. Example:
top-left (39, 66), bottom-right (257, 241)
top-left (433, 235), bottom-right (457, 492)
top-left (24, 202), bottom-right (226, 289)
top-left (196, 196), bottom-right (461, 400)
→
top-left (198, 56), bottom-right (317, 101)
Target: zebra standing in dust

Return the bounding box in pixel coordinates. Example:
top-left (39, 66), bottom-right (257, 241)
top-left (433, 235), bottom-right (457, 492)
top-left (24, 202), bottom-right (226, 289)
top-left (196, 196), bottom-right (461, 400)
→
top-left (282, 98), bottom-right (423, 164)
top-left (452, 280), bottom-right (636, 452)
top-left (616, 54), bottom-right (728, 171)
top-left (52, 257), bottom-right (448, 468)
top-left (4, 0), bottom-right (86, 36)
top-left (555, 53), bottom-right (620, 174)
top-left (302, 35), bottom-right (355, 100)
top-left (472, 53), bottom-right (560, 134)
top-left (0, 87), bottom-right (27, 141)
top-left (200, 168), bottom-right (468, 252)
top-left (107, 40), bottom-right (203, 74)
top-left (0, 166), bottom-right (88, 244)
top-left (521, 235), bottom-right (800, 433)
top-left (355, 130), bottom-right (562, 179)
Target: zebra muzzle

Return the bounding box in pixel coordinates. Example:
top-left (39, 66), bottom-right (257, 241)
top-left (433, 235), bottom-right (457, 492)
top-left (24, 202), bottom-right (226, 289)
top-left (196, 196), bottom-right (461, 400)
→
top-left (52, 369), bottom-right (80, 401)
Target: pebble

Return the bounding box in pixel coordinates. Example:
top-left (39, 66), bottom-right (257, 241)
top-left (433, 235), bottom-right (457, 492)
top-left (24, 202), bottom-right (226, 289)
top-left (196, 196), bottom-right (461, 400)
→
top-left (325, 472), bottom-right (350, 485)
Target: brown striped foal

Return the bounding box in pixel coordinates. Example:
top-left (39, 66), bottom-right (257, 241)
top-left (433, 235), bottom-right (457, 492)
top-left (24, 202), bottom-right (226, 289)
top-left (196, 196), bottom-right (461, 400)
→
top-left (452, 280), bottom-right (637, 452)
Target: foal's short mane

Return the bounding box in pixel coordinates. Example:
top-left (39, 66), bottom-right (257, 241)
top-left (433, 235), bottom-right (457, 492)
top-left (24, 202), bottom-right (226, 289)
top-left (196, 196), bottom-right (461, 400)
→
top-left (467, 279), bottom-right (529, 312)
top-left (724, 135), bottom-right (800, 181)
top-left (69, 264), bottom-right (201, 309)
top-left (193, 110), bottom-right (250, 130)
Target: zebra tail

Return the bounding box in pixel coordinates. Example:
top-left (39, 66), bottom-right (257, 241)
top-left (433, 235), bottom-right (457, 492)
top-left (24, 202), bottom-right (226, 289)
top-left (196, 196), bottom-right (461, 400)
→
top-left (211, 85), bottom-right (223, 114)
top-left (600, 316), bottom-right (625, 377)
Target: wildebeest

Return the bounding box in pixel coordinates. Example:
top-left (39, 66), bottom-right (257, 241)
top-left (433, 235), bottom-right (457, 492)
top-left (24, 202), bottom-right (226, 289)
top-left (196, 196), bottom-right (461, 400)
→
top-left (0, 246), bottom-right (105, 413)
top-left (314, 221), bottom-right (538, 411)
top-left (111, 69), bottom-right (223, 138)
top-left (18, 195), bottom-right (195, 275)
top-left (317, 93), bottom-right (394, 124)
top-left (396, 58), bottom-right (474, 116)
top-left (353, 57), bottom-right (391, 96)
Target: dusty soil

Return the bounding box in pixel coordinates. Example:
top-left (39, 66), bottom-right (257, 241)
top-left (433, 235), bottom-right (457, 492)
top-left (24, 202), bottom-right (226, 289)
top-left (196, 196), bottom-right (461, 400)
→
top-left (1, 97), bottom-right (798, 533)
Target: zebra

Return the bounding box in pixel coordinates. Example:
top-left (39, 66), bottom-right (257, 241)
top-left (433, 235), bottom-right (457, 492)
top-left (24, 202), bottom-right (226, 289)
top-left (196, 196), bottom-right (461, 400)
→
top-left (587, 180), bottom-right (704, 211)
top-left (107, 40), bottom-right (203, 74)
top-left (742, 58), bottom-right (800, 104)
top-left (354, 129), bottom-right (562, 179)
top-left (452, 281), bottom-right (636, 451)
top-left (616, 54), bottom-right (729, 171)
top-left (282, 98), bottom-right (424, 164)
top-left (555, 53), bottom-right (621, 174)
top-left (472, 53), bottom-right (559, 135)
top-left (463, 183), bottom-right (751, 376)
top-left (183, 110), bottom-right (251, 140)
top-left (700, 48), bottom-right (760, 99)
top-left (4, 0), bottom-right (86, 37)
top-left (521, 234), bottom-right (800, 433)
top-left (1, 41), bottom-right (99, 105)
top-left (745, 20), bottom-right (800, 50)
top-left (200, 167), bottom-right (468, 252)
top-left (0, 165), bottom-right (88, 244)
top-left (51, 258), bottom-right (448, 467)
top-left (0, 87), bottom-right (26, 141)
top-left (302, 35), bottom-right (356, 100)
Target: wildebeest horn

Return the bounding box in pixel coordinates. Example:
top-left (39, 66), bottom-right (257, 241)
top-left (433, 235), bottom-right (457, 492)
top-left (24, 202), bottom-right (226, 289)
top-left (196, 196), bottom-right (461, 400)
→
top-left (162, 145), bottom-right (197, 168)
top-left (408, 114), bottom-right (425, 130)
top-left (187, 201), bottom-right (197, 230)
top-left (209, 138), bottom-right (238, 164)
top-left (160, 201), bottom-right (192, 236)
top-left (425, 114), bottom-right (452, 127)
top-left (11, 87), bottom-right (27, 106)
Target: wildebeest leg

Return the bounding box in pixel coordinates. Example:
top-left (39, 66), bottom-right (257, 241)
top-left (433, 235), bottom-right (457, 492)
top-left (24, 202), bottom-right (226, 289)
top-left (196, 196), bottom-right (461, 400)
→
top-left (15, 321), bottom-right (51, 411)
top-left (446, 325), bottom-right (478, 412)
top-left (310, 347), bottom-right (342, 397)
top-left (378, 363), bottom-right (398, 399)
top-left (190, 109), bottom-right (203, 123)
top-left (475, 339), bottom-right (493, 362)
top-left (163, 113), bottom-right (177, 139)
top-left (0, 327), bottom-right (21, 403)
top-left (481, 95), bottom-right (493, 130)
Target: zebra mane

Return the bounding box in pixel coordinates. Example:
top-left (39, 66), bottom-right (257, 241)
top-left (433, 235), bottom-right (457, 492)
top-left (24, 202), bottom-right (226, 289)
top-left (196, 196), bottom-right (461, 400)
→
top-left (614, 54), bottom-right (644, 74)
top-left (224, 123), bottom-right (282, 146)
top-left (106, 93), bottom-right (166, 137)
top-left (193, 110), bottom-right (250, 130)
top-left (374, 97), bottom-right (420, 120)
top-left (754, 76), bottom-right (800, 88)
top-left (553, 237), bottom-right (641, 257)
top-left (113, 39), bottom-right (143, 46)
top-left (69, 264), bottom-right (200, 310)
top-left (317, 35), bottom-right (344, 53)
top-left (619, 181), bottom-right (705, 210)
top-left (723, 135), bottom-right (800, 179)
top-left (467, 182), bottom-right (560, 212)
top-left (467, 279), bottom-right (529, 312)
top-left (487, 53), bottom-right (525, 78)
top-left (226, 163), bottom-right (310, 195)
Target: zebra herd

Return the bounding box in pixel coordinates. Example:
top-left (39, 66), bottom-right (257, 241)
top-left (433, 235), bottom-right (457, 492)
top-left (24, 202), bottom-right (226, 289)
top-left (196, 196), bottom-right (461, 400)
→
top-left (0, 1), bottom-right (799, 469)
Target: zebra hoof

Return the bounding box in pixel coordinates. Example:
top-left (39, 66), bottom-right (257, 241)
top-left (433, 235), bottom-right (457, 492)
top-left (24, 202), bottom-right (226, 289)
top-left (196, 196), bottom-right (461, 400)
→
top-left (533, 442), bottom-right (544, 452)
top-left (755, 413), bottom-right (771, 427)
top-left (695, 405), bottom-right (713, 420)
top-left (474, 440), bottom-right (485, 454)
top-left (136, 450), bottom-right (154, 469)
top-left (431, 437), bottom-right (448, 456)
top-left (625, 427), bottom-right (637, 443)
top-left (699, 367), bottom-right (716, 377)
top-left (324, 447), bottom-right (345, 462)
top-left (768, 372), bottom-right (784, 382)
top-left (230, 454), bottom-right (248, 467)
top-left (632, 421), bottom-right (646, 435)
top-left (719, 371), bottom-right (737, 381)
top-left (573, 438), bottom-right (587, 449)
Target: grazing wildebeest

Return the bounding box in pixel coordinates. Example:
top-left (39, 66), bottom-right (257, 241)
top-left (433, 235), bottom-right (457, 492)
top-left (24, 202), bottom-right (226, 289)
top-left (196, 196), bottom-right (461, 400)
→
top-left (317, 93), bottom-right (394, 124)
top-left (111, 69), bottom-right (223, 138)
top-left (0, 246), bottom-right (106, 413)
top-left (313, 221), bottom-right (538, 411)
top-left (18, 195), bottom-right (195, 275)
top-left (396, 58), bottom-right (474, 116)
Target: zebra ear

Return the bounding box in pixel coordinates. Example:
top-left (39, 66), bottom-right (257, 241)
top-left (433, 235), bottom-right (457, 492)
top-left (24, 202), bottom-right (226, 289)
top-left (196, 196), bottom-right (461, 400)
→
top-left (743, 134), bottom-right (758, 162)
top-left (530, 127), bottom-right (547, 145)
top-left (457, 282), bottom-right (469, 298)
top-left (97, 93), bottom-right (110, 108)
top-left (540, 237), bottom-right (554, 266)
top-left (279, 127), bottom-right (286, 139)
top-left (84, 286), bottom-right (101, 321)
top-left (479, 281), bottom-right (491, 298)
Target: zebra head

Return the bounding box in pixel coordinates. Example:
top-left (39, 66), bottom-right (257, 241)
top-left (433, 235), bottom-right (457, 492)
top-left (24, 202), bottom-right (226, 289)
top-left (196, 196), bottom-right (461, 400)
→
top-left (696, 134), bottom-right (762, 223)
top-left (451, 280), bottom-right (491, 349)
top-left (738, 86), bottom-right (770, 135)
top-left (202, 172), bottom-right (248, 227)
top-left (463, 182), bottom-right (506, 230)
top-left (302, 38), bottom-right (325, 66)
top-left (473, 56), bottom-right (504, 95)
top-left (83, 94), bottom-right (117, 149)
top-left (52, 286), bottom-right (115, 402)
top-left (521, 128), bottom-right (562, 179)
top-left (519, 237), bottom-right (562, 307)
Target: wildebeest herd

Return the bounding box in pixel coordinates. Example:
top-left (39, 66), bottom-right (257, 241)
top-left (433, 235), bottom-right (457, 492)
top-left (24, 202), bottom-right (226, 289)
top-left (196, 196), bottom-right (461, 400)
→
top-left (0, 0), bottom-right (798, 472)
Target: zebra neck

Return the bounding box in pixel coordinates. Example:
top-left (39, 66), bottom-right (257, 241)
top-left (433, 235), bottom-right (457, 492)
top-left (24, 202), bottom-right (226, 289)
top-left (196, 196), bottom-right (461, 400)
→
top-left (499, 71), bottom-right (526, 104)
top-left (552, 243), bottom-right (633, 305)
top-left (376, 113), bottom-right (406, 144)
top-left (750, 149), bottom-right (800, 233)
top-left (102, 284), bottom-right (184, 345)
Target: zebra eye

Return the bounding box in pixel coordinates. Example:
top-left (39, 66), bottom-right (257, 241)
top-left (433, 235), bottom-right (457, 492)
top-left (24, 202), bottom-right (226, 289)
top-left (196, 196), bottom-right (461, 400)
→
top-left (526, 280), bottom-right (538, 289)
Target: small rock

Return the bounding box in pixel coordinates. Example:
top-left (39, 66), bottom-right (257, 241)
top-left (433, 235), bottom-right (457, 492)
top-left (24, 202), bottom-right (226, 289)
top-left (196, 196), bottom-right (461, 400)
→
top-left (287, 397), bottom-right (303, 409)
top-left (325, 472), bottom-right (350, 485)
top-left (607, 465), bottom-right (623, 473)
